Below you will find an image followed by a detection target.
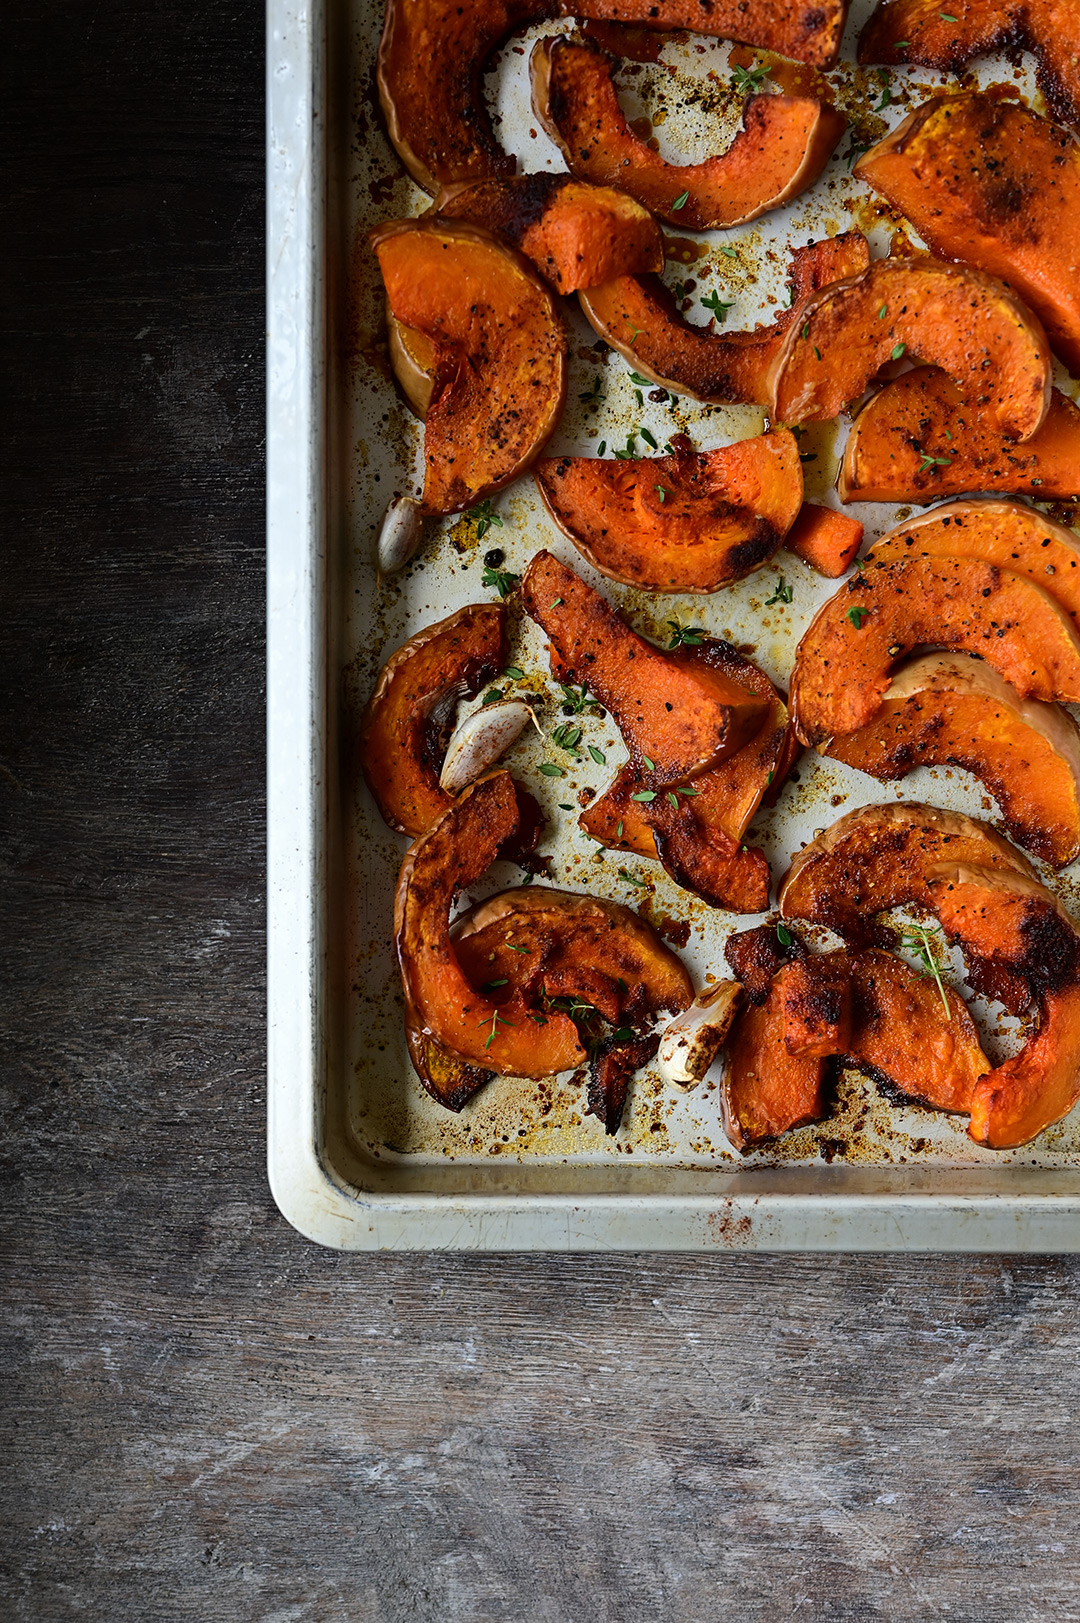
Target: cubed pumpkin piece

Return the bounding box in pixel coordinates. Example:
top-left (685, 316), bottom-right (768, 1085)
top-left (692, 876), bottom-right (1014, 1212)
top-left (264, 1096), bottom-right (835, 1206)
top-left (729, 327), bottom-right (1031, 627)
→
top-left (784, 503), bottom-right (864, 577)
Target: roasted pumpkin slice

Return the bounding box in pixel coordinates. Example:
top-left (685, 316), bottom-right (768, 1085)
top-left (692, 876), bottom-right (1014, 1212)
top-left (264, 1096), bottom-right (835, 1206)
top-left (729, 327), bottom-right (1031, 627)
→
top-left (533, 429), bottom-right (803, 593)
top-left (723, 965), bottom-right (831, 1148)
top-left (924, 863), bottom-right (1080, 1147)
top-left (784, 503), bottom-right (864, 577)
top-left (856, 94), bottom-right (1080, 376)
top-left (781, 952), bottom-right (852, 1057)
top-left (579, 639), bottom-right (792, 911)
top-left (823, 653), bottom-right (1080, 867)
top-left (789, 556), bottom-right (1080, 746)
top-left (579, 233), bottom-right (870, 405)
top-left (452, 886), bottom-right (693, 1020)
top-left (432, 174), bottom-right (663, 294)
top-left (379, 0), bottom-right (851, 195)
top-left (725, 919), bottom-right (805, 1003)
top-left (521, 550), bottom-right (768, 780)
top-left (839, 366), bottom-right (1080, 503)
top-left (532, 35), bottom-right (845, 230)
top-left (769, 257), bottom-right (1053, 441)
top-left (858, 0), bottom-right (1080, 129)
top-left (373, 218), bottom-right (567, 515)
top-left (360, 603), bottom-right (507, 837)
top-left (778, 801), bottom-right (1035, 945)
top-left (844, 948), bottom-right (988, 1114)
top-left (866, 503), bottom-right (1080, 631)
top-left (395, 774), bottom-right (586, 1106)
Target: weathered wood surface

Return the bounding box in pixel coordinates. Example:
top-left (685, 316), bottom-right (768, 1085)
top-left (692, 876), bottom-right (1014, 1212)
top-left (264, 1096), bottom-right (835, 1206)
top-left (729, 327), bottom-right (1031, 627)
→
top-left (6, 3), bottom-right (1080, 1619)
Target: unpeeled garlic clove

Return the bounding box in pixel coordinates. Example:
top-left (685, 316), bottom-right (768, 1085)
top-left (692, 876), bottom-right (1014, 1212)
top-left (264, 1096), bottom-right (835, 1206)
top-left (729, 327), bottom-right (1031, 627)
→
top-left (439, 700), bottom-right (533, 796)
top-left (657, 981), bottom-right (743, 1087)
top-left (376, 494), bottom-right (424, 579)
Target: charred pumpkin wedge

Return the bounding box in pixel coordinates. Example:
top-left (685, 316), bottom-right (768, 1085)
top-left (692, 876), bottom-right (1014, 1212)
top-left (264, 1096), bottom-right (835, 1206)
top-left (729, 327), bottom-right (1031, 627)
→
top-left (533, 429), bottom-right (803, 593)
top-left (839, 366), bottom-right (1080, 503)
top-left (379, 0), bottom-right (850, 195)
top-left (866, 504), bottom-right (1080, 632)
top-left (723, 965), bottom-right (832, 1148)
top-left (579, 233), bottom-right (870, 405)
top-left (521, 550), bottom-right (768, 780)
top-left (789, 556), bottom-right (1080, 745)
top-left (532, 35), bottom-right (845, 231)
top-left (856, 93), bottom-right (1080, 376)
top-left (784, 503), bottom-right (864, 577)
top-left (844, 948), bottom-right (988, 1114)
top-left (858, 0), bottom-right (1080, 129)
top-left (778, 801), bottom-right (1036, 945)
top-left (395, 773), bottom-right (585, 1106)
top-left (432, 174), bottom-right (663, 294)
top-left (823, 653), bottom-right (1080, 867)
top-left (781, 952), bottom-right (852, 1057)
top-left (581, 640), bottom-right (792, 911)
top-left (373, 218), bottom-right (567, 515)
top-left (725, 920), bottom-right (806, 1002)
top-left (360, 604), bottom-right (507, 837)
top-left (925, 863), bottom-right (1080, 1147)
top-left (769, 257), bottom-right (1053, 441)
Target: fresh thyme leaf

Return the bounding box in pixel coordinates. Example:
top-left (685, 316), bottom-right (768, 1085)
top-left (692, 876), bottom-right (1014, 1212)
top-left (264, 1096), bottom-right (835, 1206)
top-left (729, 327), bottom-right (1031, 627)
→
top-left (578, 375), bottom-right (605, 406)
top-left (878, 304), bottom-right (888, 320)
top-left (666, 791), bottom-right (679, 808)
top-left (631, 790), bottom-right (657, 803)
top-left (666, 620), bottom-right (705, 648)
top-left (628, 371), bottom-right (652, 386)
top-left (481, 564), bottom-right (520, 597)
top-left (939, 12), bottom-right (957, 20)
top-left (596, 443), bottom-right (606, 457)
top-left (917, 450), bottom-right (953, 473)
top-left (732, 61), bottom-right (769, 93)
top-left (618, 868), bottom-right (649, 889)
top-left (481, 687), bottom-right (504, 705)
top-left (813, 345), bottom-right (822, 361)
top-left (655, 485), bottom-right (667, 502)
top-left (891, 342), bottom-right (906, 360)
top-left (671, 189), bottom-right (690, 211)
top-left (847, 605), bottom-right (870, 629)
top-left (466, 498), bottom-right (503, 540)
top-left (551, 721), bottom-right (582, 754)
top-left (588, 744), bottom-right (606, 765)
top-left (801, 321), bottom-right (811, 339)
top-left (558, 681), bottom-right (593, 714)
top-left (701, 290), bottom-right (736, 321)
top-left (776, 922), bottom-right (793, 946)
top-left (640, 426), bottom-right (658, 449)
top-left (720, 245), bottom-right (738, 259)
top-left (616, 821), bottom-right (624, 838)
top-left (558, 802), bottom-right (574, 811)
top-left (482, 978), bottom-right (508, 990)
top-left (643, 755), bottom-right (656, 771)
top-left (539, 762), bottom-right (565, 777)
top-left (676, 785), bottom-right (699, 796)
top-left (766, 574), bottom-right (794, 606)
top-left (503, 665), bottom-right (524, 681)
top-left (875, 69), bottom-right (892, 109)
top-left (507, 943), bottom-right (530, 954)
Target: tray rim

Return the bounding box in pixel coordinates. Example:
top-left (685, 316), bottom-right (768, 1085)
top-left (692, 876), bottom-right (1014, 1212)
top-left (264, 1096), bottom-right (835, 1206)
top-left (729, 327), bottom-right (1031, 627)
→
top-left (265, 0), bottom-right (1080, 1251)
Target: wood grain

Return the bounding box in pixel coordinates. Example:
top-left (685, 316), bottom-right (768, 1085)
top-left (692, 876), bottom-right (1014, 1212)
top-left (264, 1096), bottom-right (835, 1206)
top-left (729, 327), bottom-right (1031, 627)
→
top-left (5, 2), bottom-right (1080, 1619)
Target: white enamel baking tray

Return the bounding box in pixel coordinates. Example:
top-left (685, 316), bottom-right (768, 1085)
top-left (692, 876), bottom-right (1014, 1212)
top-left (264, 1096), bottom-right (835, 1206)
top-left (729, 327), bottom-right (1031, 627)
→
top-left (267, 0), bottom-right (1080, 1247)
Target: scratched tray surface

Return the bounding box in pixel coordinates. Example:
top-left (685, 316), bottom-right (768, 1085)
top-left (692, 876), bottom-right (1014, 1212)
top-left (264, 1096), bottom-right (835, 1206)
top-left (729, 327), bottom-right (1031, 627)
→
top-left (334, 0), bottom-right (1080, 1184)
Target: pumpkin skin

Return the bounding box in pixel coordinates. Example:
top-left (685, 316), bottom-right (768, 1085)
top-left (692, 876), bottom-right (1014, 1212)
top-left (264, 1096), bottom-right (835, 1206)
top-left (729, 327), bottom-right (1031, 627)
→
top-left (360, 604), bottom-right (506, 838)
top-left (768, 257), bottom-right (1053, 442)
top-left (822, 653), bottom-right (1080, 867)
top-left (531, 35), bottom-right (845, 231)
top-left (431, 174), bottom-right (663, 294)
top-left (395, 774), bottom-right (586, 1107)
top-left (372, 217), bottom-right (567, 515)
top-left (521, 550), bottom-right (768, 782)
top-left (378, 0), bottom-right (850, 195)
top-left (533, 429), bottom-right (804, 594)
top-left (580, 641), bottom-right (794, 913)
top-left (778, 801), bottom-right (1036, 947)
top-left (856, 93), bottom-right (1080, 376)
top-left (839, 367), bottom-right (1080, 503)
top-left (783, 503), bottom-right (864, 578)
top-left (858, 0), bottom-right (1080, 129)
top-left (788, 556), bottom-right (1080, 746)
top-left (578, 233), bottom-right (870, 406)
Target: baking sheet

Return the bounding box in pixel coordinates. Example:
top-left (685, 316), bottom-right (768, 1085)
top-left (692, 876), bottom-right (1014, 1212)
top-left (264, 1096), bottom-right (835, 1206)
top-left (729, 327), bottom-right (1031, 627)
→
top-left (267, 0), bottom-right (1080, 1247)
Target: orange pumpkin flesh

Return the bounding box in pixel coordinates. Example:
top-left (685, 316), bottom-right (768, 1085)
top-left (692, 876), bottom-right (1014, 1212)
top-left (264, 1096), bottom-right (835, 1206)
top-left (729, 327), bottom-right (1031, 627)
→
top-left (360, 603), bottom-right (507, 837)
top-left (769, 257), bottom-right (1053, 441)
top-left (395, 774), bottom-right (585, 1107)
top-left (532, 35), bottom-right (845, 231)
top-left (781, 953), bottom-right (852, 1057)
top-left (778, 801), bottom-right (1035, 946)
top-left (839, 366), bottom-right (1080, 503)
top-left (723, 967), bottom-right (831, 1149)
top-left (432, 174), bottom-right (663, 294)
top-left (856, 94), bottom-right (1080, 376)
top-left (533, 429), bottom-right (803, 593)
top-left (844, 948), bottom-right (988, 1114)
top-left (925, 864), bottom-right (1080, 1147)
top-left (372, 218), bottom-right (567, 516)
top-left (789, 556), bottom-right (1080, 746)
top-left (378, 0), bottom-right (850, 196)
top-left (521, 550), bottom-right (768, 781)
top-left (581, 641), bottom-right (792, 911)
top-left (867, 501), bottom-right (1080, 629)
top-left (579, 233), bottom-right (871, 406)
top-left (858, 1), bottom-right (1080, 130)
top-left (784, 503), bottom-right (864, 578)
top-left (823, 653), bottom-right (1080, 867)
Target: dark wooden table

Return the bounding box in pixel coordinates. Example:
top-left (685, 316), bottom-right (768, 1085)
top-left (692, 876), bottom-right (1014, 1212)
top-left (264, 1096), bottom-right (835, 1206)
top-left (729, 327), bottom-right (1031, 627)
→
top-left (6, 4), bottom-right (1080, 1618)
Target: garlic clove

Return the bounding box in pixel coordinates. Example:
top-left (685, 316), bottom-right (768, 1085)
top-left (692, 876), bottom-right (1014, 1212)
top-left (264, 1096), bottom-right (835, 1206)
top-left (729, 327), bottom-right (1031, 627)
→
top-left (439, 700), bottom-right (533, 796)
top-left (657, 980), bottom-right (743, 1087)
top-left (377, 494), bottom-right (424, 579)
